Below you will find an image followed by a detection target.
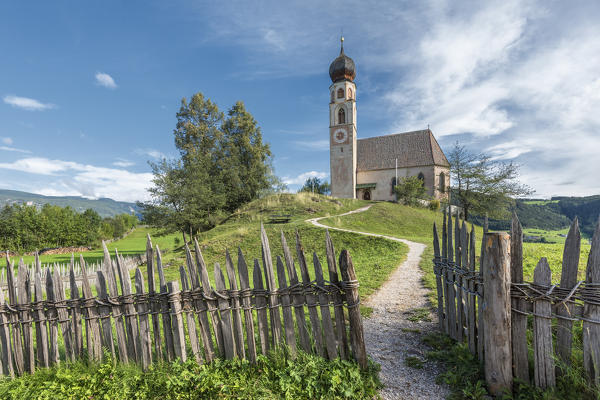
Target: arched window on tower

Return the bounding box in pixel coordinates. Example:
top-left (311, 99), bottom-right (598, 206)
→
top-left (337, 88), bottom-right (344, 99)
top-left (338, 108), bottom-right (346, 124)
top-left (348, 88), bottom-right (353, 99)
top-left (439, 172), bottom-right (446, 193)
top-left (417, 172), bottom-right (425, 187)
top-left (331, 91), bottom-right (334, 102)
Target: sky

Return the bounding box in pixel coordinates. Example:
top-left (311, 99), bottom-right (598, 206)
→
top-left (1, 0), bottom-right (599, 203)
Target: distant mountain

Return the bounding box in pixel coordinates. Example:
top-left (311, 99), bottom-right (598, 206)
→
top-left (0, 189), bottom-right (139, 218)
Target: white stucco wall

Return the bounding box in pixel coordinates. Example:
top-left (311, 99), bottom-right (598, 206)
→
top-left (356, 166), bottom-right (449, 201)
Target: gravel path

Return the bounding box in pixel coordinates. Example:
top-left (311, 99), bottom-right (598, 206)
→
top-left (307, 206), bottom-right (449, 400)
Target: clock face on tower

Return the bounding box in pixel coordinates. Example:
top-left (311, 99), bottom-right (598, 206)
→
top-left (333, 128), bottom-right (348, 144)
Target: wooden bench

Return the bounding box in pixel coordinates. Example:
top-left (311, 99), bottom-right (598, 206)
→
top-left (268, 214), bottom-right (292, 223)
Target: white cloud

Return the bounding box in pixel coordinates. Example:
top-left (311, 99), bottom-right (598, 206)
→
top-left (0, 146), bottom-right (31, 154)
top-left (3, 95), bottom-right (55, 111)
top-left (113, 159), bottom-right (135, 167)
top-left (0, 157), bottom-right (152, 202)
top-left (293, 140), bottom-right (329, 151)
top-left (1, 137), bottom-right (13, 145)
top-left (95, 72), bottom-right (118, 89)
top-left (135, 148), bottom-right (165, 160)
top-left (283, 171), bottom-right (329, 186)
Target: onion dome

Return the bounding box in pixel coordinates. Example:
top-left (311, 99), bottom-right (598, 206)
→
top-left (329, 37), bottom-right (356, 83)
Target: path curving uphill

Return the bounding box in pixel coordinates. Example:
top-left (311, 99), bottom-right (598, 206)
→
top-left (307, 205), bottom-right (449, 400)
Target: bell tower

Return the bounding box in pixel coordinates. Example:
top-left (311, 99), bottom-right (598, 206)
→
top-left (329, 37), bottom-right (357, 199)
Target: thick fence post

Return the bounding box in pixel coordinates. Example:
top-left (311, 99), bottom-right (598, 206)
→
top-left (482, 232), bottom-right (513, 396)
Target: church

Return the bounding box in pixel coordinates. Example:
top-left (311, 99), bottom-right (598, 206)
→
top-left (328, 38), bottom-right (450, 201)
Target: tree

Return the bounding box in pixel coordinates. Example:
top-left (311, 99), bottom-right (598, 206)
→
top-left (394, 176), bottom-right (427, 206)
top-left (449, 142), bottom-right (533, 221)
top-left (140, 92), bottom-right (275, 240)
top-left (299, 177), bottom-right (331, 195)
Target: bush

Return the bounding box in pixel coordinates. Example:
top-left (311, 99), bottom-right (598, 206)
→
top-left (394, 176), bottom-right (427, 207)
top-left (0, 349), bottom-right (381, 400)
top-left (429, 199), bottom-right (440, 211)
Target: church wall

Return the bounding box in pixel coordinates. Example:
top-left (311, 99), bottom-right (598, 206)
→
top-left (356, 165), bottom-right (449, 201)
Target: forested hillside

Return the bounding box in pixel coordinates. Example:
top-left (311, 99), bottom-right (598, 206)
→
top-left (470, 196), bottom-right (599, 238)
top-left (0, 189), bottom-right (138, 217)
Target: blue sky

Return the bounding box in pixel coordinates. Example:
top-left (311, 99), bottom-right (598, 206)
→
top-left (1, 0), bottom-right (599, 202)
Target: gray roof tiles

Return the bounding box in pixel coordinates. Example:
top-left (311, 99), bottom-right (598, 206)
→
top-left (356, 129), bottom-right (449, 171)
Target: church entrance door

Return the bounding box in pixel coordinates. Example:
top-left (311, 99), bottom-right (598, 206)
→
top-left (363, 189), bottom-right (371, 200)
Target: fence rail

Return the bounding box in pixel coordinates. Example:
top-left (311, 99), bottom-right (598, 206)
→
top-left (0, 225), bottom-right (367, 377)
top-left (433, 209), bottom-right (600, 395)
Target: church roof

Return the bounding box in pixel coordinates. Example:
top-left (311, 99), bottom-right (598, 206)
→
top-left (356, 129), bottom-right (450, 171)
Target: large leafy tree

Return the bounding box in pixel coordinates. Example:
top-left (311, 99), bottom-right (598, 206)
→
top-left (449, 142), bottom-right (533, 221)
top-left (140, 92), bottom-right (274, 240)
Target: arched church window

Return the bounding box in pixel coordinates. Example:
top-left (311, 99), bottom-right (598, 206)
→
top-left (417, 173), bottom-right (425, 187)
top-left (390, 177), bottom-right (397, 195)
top-left (338, 108), bottom-right (346, 124)
top-left (348, 88), bottom-right (353, 99)
top-left (439, 172), bottom-right (446, 193)
top-left (337, 88), bottom-right (344, 99)
top-left (331, 91), bottom-right (334, 102)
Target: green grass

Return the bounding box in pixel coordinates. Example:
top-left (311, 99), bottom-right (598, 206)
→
top-left (0, 349), bottom-right (382, 400)
top-left (523, 241), bottom-right (592, 283)
top-left (523, 227), bottom-right (571, 243)
top-left (521, 199), bottom-right (559, 205)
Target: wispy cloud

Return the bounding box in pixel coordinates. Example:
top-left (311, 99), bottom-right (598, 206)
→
top-left (293, 140), bottom-right (329, 151)
top-left (0, 146), bottom-right (31, 154)
top-left (95, 72), bottom-right (118, 89)
top-left (1, 137), bottom-right (13, 145)
top-left (135, 148), bottom-right (166, 160)
top-left (113, 159), bottom-right (135, 167)
top-left (0, 157), bottom-right (152, 202)
top-left (3, 95), bottom-right (55, 111)
top-left (283, 171), bottom-right (328, 186)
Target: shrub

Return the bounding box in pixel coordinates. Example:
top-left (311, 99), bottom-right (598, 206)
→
top-left (394, 176), bottom-right (427, 207)
top-left (429, 199), bottom-right (440, 211)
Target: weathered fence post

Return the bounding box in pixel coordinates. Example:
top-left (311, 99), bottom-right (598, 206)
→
top-left (583, 218), bottom-right (600, 385)
top-left (510, 214), bottom-right (529, 383)
top-left (482, 232), bottom-right (513, 396)
top-left (533, 258), bottom-right (555, 389)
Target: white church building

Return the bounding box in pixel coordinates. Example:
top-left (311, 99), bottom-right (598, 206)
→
top-left (328, 38), bottom-right (450, 201)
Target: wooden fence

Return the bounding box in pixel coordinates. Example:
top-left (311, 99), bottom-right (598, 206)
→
top-left (433, 209), bottom-right (600, 395)
top-left (0, 225), bottom-right (367, 377)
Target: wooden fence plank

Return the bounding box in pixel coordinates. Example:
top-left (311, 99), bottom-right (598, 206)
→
top-left (0, 287), bottom-right (14, 376)
top-left (17, 259), bottom-right (34, 373)
top-left (214, 263), bottom-right (235, 360)
top-left (102, 246), bottom-right (128, 363)
top-left (446, 210), bottom-right (456, 340)
top-left (325, 230), bottom-right (348, 359)
top-left (167, 281), bottom-right (187, 362)
top-left (6, 257), bottom-right (24, 374)
top-left (260, 224), bottom-right (282, 347)
top-left (510, 214), bottom-right (529, 383)
top-left (456, 219), bottom-right (465, 342)
top-left (33, 258), bottom-right (49, 369)
top-left (477, 232), bottom-right (485, 363)
top-left (80, 254), bottom-right (102, 361)
top-left (95, 271), bottom-right (115, 359)
top-left (583, 218), bottom-right (600, 385)
top-left (442, 210), bottom-right (449, 335)
top-left (185, 243), bottom-right (214, 362)
top-left (134, 268), bottom-right (152, 370)
top-left (115, 249), bottom-right (141, 363)
top-left (146, 235), bottom-right (162, 360)
top-left (482, 232), bottom-right (513, 396)
top-left (156, 246), bottom-right (175, 361)
top-left (225, 250), bottom-right (245, 359)
top-left (313, 253), bottom-right (337, 360)
top-left (281, 231), bottom-right (311, 354)
top-left (433, 223), bottom-right (444, 332)
top-left (194, 239), bottom-right (224, 357)
top-left (533, 258), bottom-right (555, 389)
top-left (339, 250), bottom-right (367, 369)
top-left (179, 265), bottom-right (202, 364)
top-left (467, 226), bottom-right (477, 356)
top-left (237, 249), bottom-right (257, 363)
top-left (53, 268), bottom-right (74, 362)
top-left (252, 259), bottom-right (269, 355)
top-left (46, 268), bottom-right (60, 366)
top-left (276, 255), bottom-right (297, 355)
top-left (296, 230), bottom-right (323, 356)
top-left (69, 262), bottom-right (83, 359)
top-left (556, 217), bottom-right (581, 367)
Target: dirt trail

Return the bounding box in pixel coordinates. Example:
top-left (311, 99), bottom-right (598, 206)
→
top-left (307, 206), bottom-right (449, 399)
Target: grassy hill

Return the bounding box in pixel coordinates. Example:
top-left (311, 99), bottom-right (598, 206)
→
top-left (0, 189), bottom-right (138, 217)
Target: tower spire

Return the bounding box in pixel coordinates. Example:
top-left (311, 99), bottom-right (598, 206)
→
top-left (340, 35), bottom-right (344, 54)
